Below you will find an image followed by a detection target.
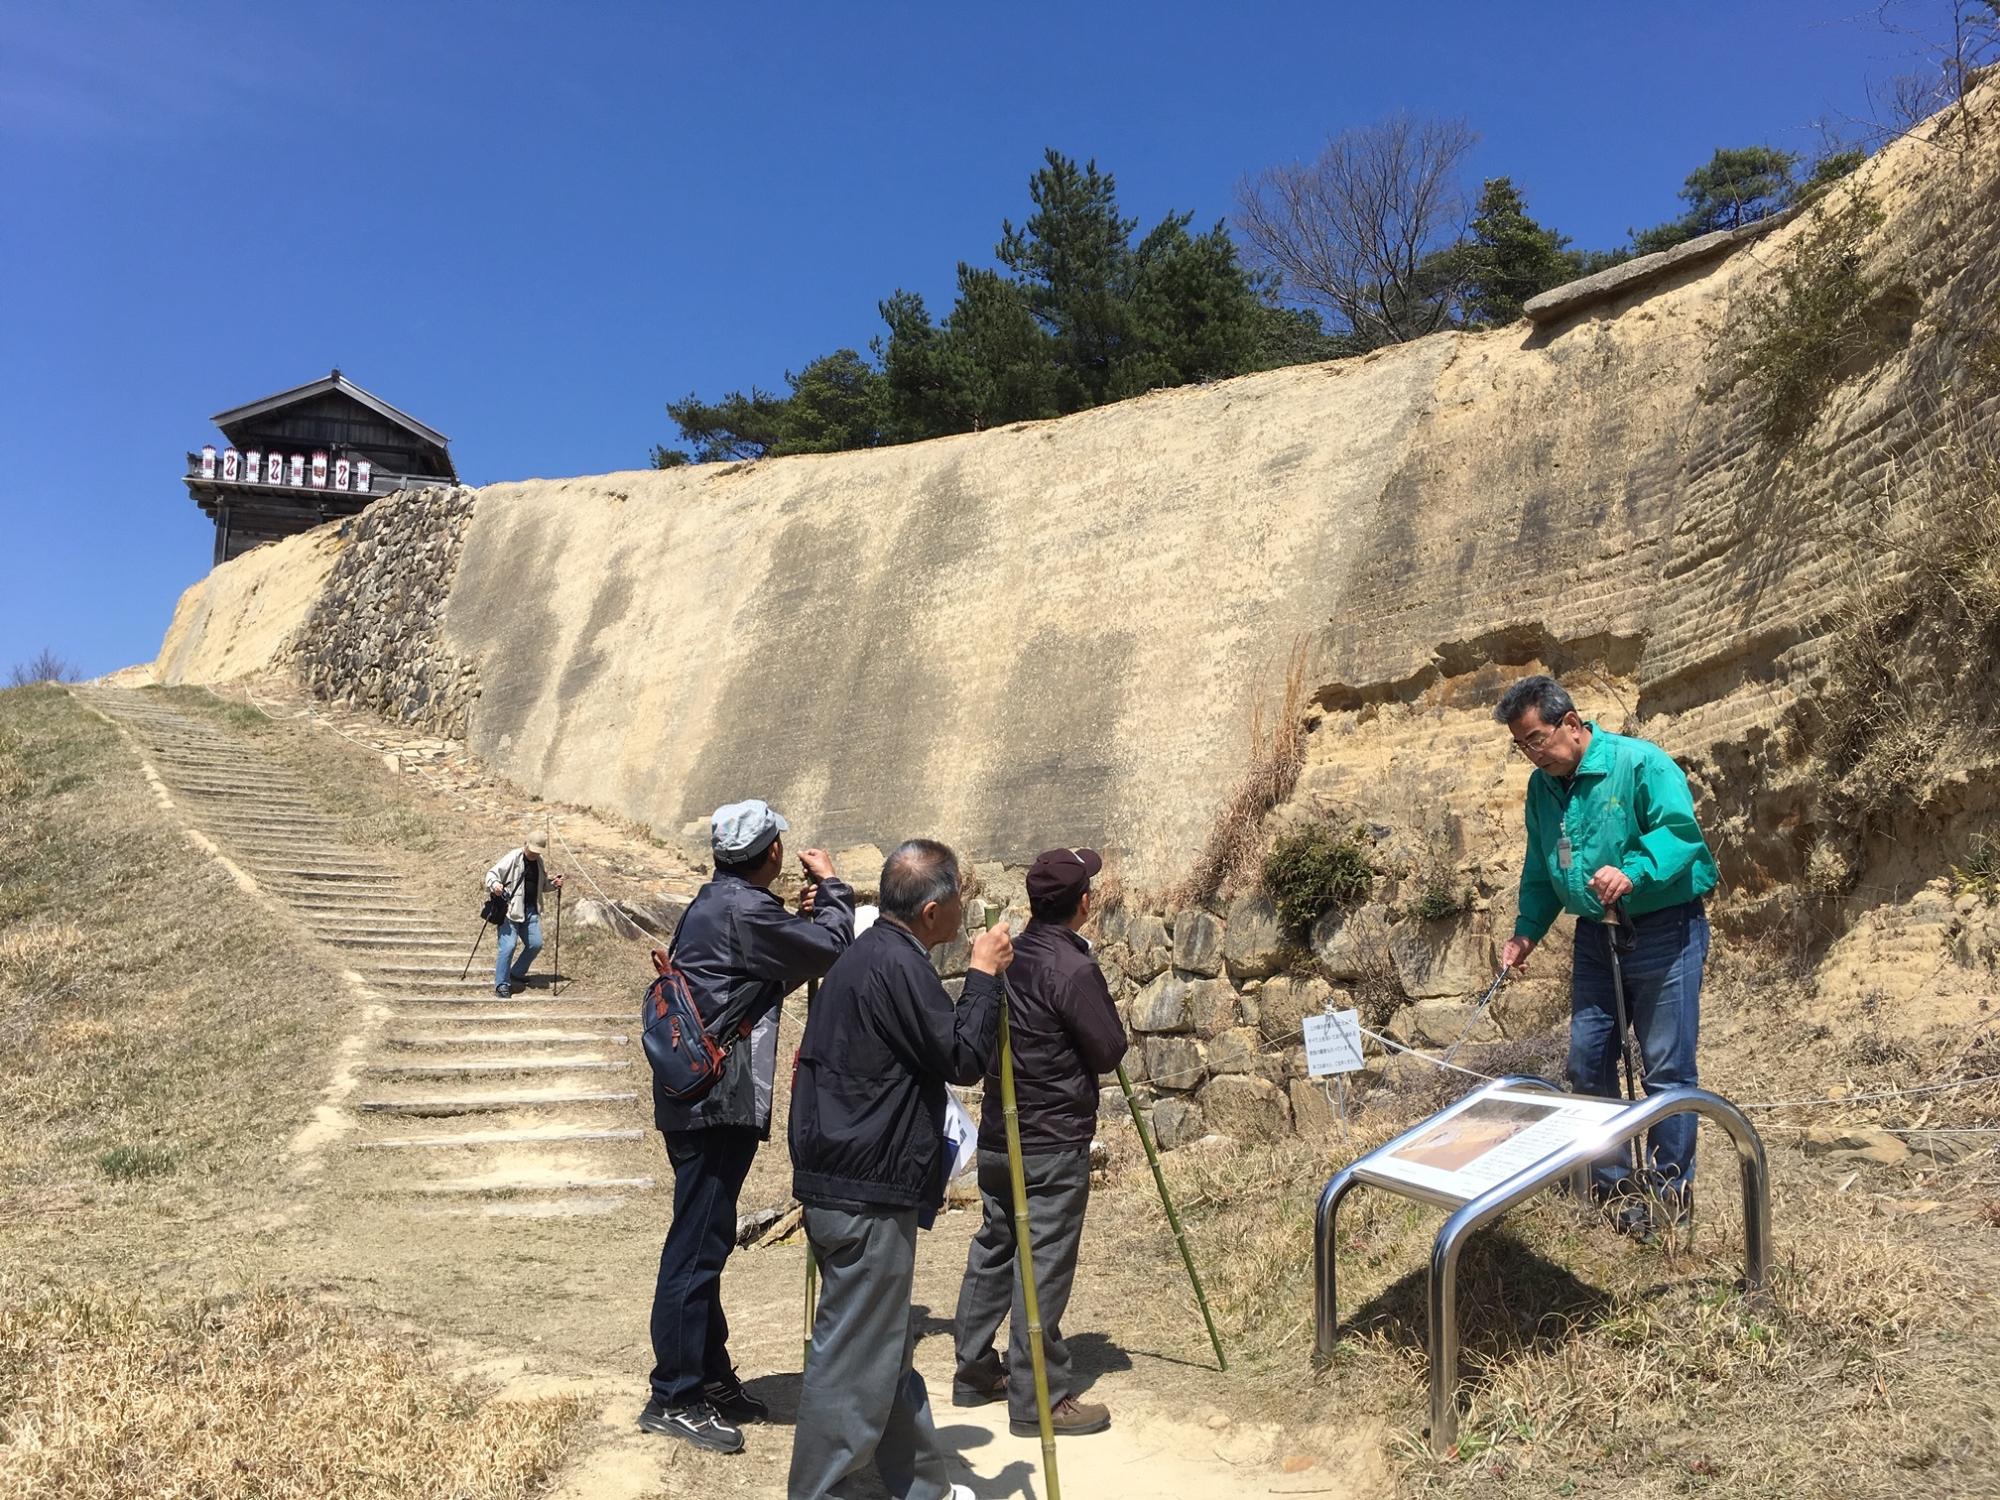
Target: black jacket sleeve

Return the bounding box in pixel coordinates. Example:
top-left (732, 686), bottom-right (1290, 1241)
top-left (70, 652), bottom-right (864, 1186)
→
top-left (1060, 963), bottom-right (1130, 1076)
top-left (884, 963), bottom-right (1003, 1086)
top-left (734, 878), bottom-right (856, 992)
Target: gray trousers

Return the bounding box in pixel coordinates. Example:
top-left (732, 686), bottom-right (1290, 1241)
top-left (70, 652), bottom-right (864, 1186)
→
top-left (788, 1205), bottom-right (953, 1500)
top-left (952, 1146), bottom-right (1091, 1421)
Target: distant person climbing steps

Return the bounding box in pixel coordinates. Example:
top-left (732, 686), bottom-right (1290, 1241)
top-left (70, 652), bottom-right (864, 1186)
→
top-left (484, 831), bottom-right (563, 997)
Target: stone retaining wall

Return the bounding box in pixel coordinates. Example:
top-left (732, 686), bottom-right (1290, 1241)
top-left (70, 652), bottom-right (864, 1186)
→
top-left (291, 486), bottom-right (481, 736)
top-left (903, 845), bottom-right (1569, 1151)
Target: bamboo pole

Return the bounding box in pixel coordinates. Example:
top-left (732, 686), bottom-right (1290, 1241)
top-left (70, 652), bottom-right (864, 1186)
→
top-left (1116, 1063), bottom-right (1227, 1371)
top-left (999, 992), bottom-right (1062, 1500)
top-left (802, 976), bottom-right (819, 1370)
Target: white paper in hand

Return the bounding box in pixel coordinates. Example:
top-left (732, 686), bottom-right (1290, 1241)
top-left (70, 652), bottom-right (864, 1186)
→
top-left (941, 1088), bottom-right (979, 1179)
top-left (1302, 1008), bottom-right (1364, 1077)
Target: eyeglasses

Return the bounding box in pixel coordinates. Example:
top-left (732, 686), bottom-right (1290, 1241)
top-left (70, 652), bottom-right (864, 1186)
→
top-left (1510, 718), bottom-right (1571, 758)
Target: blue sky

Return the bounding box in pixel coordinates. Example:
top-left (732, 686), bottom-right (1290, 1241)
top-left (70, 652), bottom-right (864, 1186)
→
top-left (0, 1), bottom-right (1958, 676)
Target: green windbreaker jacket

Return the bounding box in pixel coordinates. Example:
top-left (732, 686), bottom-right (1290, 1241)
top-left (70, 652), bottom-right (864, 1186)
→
top-left (1513, 723), bottom-right (1718, 943)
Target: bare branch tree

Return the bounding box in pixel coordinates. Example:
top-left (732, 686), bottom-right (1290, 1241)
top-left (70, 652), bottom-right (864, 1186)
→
top-left (8, 648), bottom-right (82, 687)
top-left (1234, 113), bottom-right (1478, 347)
top-left (1853, 1), bottom-right (2000, 151)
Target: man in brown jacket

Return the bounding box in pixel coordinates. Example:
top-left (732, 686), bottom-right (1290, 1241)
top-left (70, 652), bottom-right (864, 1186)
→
top-left (950, 847), bottom-right (1127, 1437)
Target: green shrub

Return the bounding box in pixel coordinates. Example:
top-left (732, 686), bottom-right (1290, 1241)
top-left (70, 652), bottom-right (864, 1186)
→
top-left (1262, 826), bottom-right (1373, 932)
top-left (1728, 188), bottom-right (1894, 449)
top-left (97, 1144), bottom-right (178, 1181)
top-left (1410, 881), bottom-right (1468, 922)
top-left (1952, 835), bottom-right (2000, 903)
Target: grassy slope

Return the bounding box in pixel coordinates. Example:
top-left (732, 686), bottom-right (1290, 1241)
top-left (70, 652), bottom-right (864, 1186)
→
top-left (0, 684), bottom-right (584, 1498)
top-left (1100, 967), bottom-right (2000, 1499)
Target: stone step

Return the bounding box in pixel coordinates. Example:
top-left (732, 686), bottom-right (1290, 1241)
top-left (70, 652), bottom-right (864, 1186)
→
top-left (289, 912), bottom-right (455, 929)
top-left (354, 1089), bottom-right (638, 1117)
top-left (405, 1174), bottom-right (656, 1196)
top-left (361, 1124), bottom-right (649, 1150)
top-left (361, 960), bottom-right (498, 977)
top-left (346, 953), bottom-right (475, 970)
top-left (383, 991), bottom-right (605, 1005)
top-left (362, 1057), bottom-right (630, 1078)
top-left (436, 1195), bottom-right (638, 1219)
top-left (260, 869), bottom-right (400, 885)
top-left (151, 760), bottom-right (283, 776)
top-left (384, 1009), bottom-right (630, 1024)
top-left (388, 1030), bottom-right (630, 1047)
top-left (172, 781), bottom-right (313, 798)
top-left (323, 932), bottom-right (461, 947)
top-left (243, 853), bottom-right (395, 872)
top-left (185, 782), bottom-right (315, 792)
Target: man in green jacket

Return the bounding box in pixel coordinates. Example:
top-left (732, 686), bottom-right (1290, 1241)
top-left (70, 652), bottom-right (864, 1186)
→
top-left (1495, 676), bottom-right (1718, 1236)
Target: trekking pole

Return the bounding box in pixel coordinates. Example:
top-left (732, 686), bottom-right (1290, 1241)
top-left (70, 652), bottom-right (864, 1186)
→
top-left (551, 884), bottom-right (563, 997)
top-left (1605, 904), bottom-right (1644, 1181)
top-left (802, 975), bottom-right (819, 1371)
top-left (1441, 967), bottom-right (1509, 1066)
top-left (1115, 1062), bottom-right (1225, 1371)
top-left (459, 918), bottom-right (491, 981)
top-left (998, 982), bottom-right (1061, 1500)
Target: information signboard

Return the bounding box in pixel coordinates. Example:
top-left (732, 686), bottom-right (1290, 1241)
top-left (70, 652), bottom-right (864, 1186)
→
top-left (1302, 1009), bottom-right (1363, 1077)
top-left (1358, 1087), bottom-right (1626, 1203)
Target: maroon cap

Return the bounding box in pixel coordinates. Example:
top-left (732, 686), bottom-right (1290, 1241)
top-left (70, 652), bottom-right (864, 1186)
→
top-left (1025, 847), bottom-right (1103, 905)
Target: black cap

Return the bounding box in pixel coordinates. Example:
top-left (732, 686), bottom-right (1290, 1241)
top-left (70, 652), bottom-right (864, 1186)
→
top-left (1025, 847), bottom-right (1102, 905)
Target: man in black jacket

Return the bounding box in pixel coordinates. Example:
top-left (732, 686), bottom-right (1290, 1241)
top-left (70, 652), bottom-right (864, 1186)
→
top-left (787, 839), bottom-right (1013, 1500)
top-left (640, 799), bottom-right (854, 1456)
top-left (951, 847), bottom-right (1126, 1436)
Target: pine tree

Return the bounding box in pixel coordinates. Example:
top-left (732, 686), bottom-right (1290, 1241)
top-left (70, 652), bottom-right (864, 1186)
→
top-left (1460, 177), bottom-right (1575, 327)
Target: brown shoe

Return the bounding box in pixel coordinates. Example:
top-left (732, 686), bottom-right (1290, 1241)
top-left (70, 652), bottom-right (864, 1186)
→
top-left (1011, 1396), bottom-right (1110, 1437)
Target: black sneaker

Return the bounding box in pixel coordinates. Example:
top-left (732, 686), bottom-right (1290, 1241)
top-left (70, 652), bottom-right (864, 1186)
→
top-left (703, 1372), bottom-right (769, 1424)
top-left (1608, 1198), bottom-right (1652, 1237)
top-left (952, 1355), bottom-right (1008, 1407)
top-left (638, 1399), bottom-right (744, 1454)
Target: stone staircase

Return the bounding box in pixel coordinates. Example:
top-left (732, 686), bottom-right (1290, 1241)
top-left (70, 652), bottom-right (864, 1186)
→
top-left (75, 686), bottom-right (660, 1217)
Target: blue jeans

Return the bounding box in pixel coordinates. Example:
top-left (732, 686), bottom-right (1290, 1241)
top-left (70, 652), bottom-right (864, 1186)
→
top-left (650, 1126), bottom-right (761, 1408)
top-left (495, 911), bottom-right (542, 989)
top-left (1569, 900), bottom-right (1707, 1201)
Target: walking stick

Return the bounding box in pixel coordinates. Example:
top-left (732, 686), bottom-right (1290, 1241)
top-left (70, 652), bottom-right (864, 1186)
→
top-left (459, 919), bottom-right (491, 981)
top-left (1441, 967), bottom-right (1508, 1066)
top-left (1605, 904), bottom-right (1644, 1181)
top-left (551, 885), bottom-right (562, 996)
top-left (802, 975), bottom-right (819, 1370)
top-left (998, 985), bottom-right (1062, 1500)
top-left (1115, 1063), bottom-right (1226, 1371)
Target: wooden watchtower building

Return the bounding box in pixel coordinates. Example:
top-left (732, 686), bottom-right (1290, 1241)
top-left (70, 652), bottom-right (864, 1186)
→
top-left (184, 370), bottom-right (457, 565)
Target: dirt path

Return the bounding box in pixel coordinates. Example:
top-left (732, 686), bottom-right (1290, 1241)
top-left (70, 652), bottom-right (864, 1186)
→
top-left (73, 684), bottom-right (1372, 1500)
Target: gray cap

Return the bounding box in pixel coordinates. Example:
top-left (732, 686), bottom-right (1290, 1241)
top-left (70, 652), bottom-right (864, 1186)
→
top-left (711, 798), bottom-right (789, 863)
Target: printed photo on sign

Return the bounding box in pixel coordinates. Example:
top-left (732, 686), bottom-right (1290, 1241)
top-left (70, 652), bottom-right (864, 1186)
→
top-left (1359, 1088), bottom-right (1627, 1203)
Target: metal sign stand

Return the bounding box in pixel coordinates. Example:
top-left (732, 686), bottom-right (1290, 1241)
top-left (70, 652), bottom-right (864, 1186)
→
top-left (1312, 1075), bottom-right (1770, 1453)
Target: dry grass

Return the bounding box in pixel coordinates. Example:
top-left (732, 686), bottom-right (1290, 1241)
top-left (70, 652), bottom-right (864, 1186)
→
top-left (0, 921), bottom-right (85, 998)
top-left (1177, 638), bottom-right (1312, 908)
top-left (0, 1280), bottom-right (586, 1499)
top-left (0, 685), bottom-right (347, 1202)
top-left (1804, 394), bottom-right (2000, 881)
top-left (1094, 1060), bottom-right (1998, 1499)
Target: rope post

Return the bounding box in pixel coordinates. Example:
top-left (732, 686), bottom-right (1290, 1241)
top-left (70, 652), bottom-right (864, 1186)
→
top-left (999, 996), bottom-right (1062, 1500)
top-left (1115, 1062), bottom-right (1227, 1371)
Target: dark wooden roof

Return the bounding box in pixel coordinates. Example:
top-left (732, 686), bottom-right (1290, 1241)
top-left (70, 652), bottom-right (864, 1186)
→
top-left (212, 369), bottom-right (451, 452)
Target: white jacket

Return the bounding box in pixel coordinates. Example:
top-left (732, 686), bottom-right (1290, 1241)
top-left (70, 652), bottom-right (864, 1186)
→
top-left (483, 847), bottom-right (554, 923)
